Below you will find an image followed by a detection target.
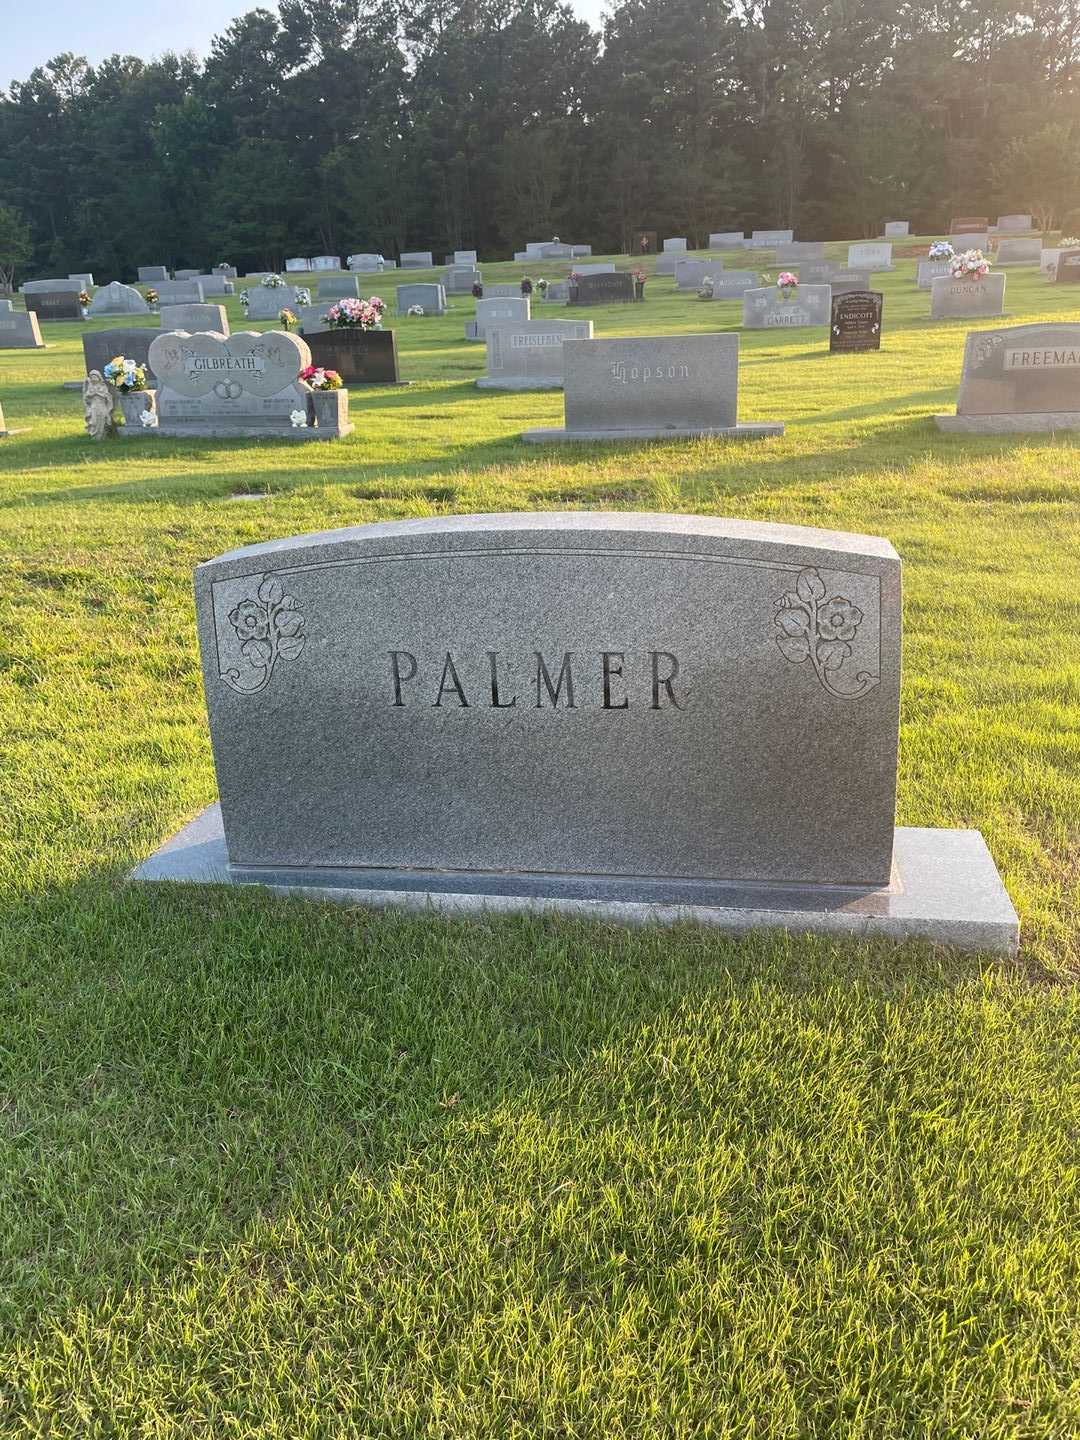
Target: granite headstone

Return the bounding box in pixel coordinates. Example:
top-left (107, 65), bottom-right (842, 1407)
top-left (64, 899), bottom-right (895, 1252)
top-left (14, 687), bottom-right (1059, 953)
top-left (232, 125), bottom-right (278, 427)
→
top-left (743, 284), bottom-right (832, 329)
top-left (930, 273), bottom-right (1005, 319)
top-left (477, 318), bottom-right (594, 389)
top-left (830, 291), bottom-right (882, 352)
top-left (935, 322), bottom-right (1080, 432)
top-left (0, 300), bottom-right (44, 349)
top-left (397, 283), bottom-right (447, 315)
top-left (88, 281), bottom-right (150, 316)
top-left (159, 303), bottom-right (229, 335)
top-left (570, 272), bottom-right (636, 305)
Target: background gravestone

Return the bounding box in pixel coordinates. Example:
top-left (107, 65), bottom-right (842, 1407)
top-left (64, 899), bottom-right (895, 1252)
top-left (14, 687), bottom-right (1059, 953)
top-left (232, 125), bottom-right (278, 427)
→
top-left (830, 273), bottom-right (872, 295)
top-left (570, 272), bottom-right (636, 305)
top-left (317, 276), bottom-right (361, 301)
top-left (916, 259), bottom-right (952, 289)
top-left (159, 303), bottom-right (229, 335)
top-left (400, 252), bottom-right (433, 268)
top-left (995, 238), bottom-right (1040, 265)
top-left (154, 279), bottom-right (206, 305)
top-left (674, 259), bottom-right (715, 290)
top-left (930, 273), bottom-right (1006, 319)
top-left (175, 269), bottom-right (200, 281)
top-left (306, 329), bottom-right (400, 385)
top-left (285, 258), bottom-right (312, 272)
top-left (191, 274), bottom-right (234, 297)
top-left (883, 221), bottom-right (910, 236)
top-left (936, 322), bottom-right (1080, 432)
top-left (454, 250), bottom-right (478, 265)
top-left (743, 284), bottom-right (832, 328)
top-left (211, 265), bottom-right (239, 278)
top-left (311, 256), bottom-right (341, 271)
top-left (246, 284), bottom-right (305, 319)
top-left (830, 291), bottom-right (883, 352)
top-left (705, 271), bottom-right (756, 299)
top-left (0, 300), bottom-right (44, 349)
top-left (68, 272), bottom-right (94, 287)
top-left (21, 278), bottom-right (83, 294)
top-left (396, 283), bottom-right (447, 315)
top-left (88, 282), bottom-right (149, 317)
top-left (137, 266), bottom-right (169, 282)
top-left (83, 327), bottom-right (162, 386)
top-left (478, 318), bottom-right (594, 389)
top-left (1055, 249), bottom-right (1080, 283)
top-left (709, 233), bottom-right (746, 249)
top-left (847, 242), bottom-right (893, 271)
top-left (24, 290), bottom-right (83, 320)
top-left (997, 214), bottom-right (1033, 231)
top-left (444, 267), bottom-right (481, 294)
top-left (468, 297), bottom-right (530, 340)
top-left (750, 229), bottom-right (794, 247)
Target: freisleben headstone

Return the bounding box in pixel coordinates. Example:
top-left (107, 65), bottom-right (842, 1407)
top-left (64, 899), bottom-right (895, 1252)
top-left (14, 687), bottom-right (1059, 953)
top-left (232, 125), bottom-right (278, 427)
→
top-left (135, 512), bottom-right (1018, 952)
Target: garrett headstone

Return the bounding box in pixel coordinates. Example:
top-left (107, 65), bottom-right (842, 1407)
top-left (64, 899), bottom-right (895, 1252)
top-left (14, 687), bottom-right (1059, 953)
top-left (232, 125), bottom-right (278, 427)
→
top-left (830, 291), bottom-right (882, 353)
top-left (132, 513), bottom-right (1017, 952)
top-left (88, 281), bottom-right (150, 316)
top-left (935, 322), bottom-right (1080, 433)
top-left (570, 272), bottom-right (636, 305)
top-left (743, 284), bottom-right (832, 329)
top-left (847, 242), bottom-right (893, 271)
top-left (477, 317), bottom-right (594, 389)
top-left (159, 303), bottom-right (229, 335)
top-left (396, 283), bottom-right (447, 315)
top-left (0, 300), bottom-right (44, 349)
top-left (147, 329), bottom-right (349, 439)
top-left (523, 333), bottom-right (783, 442)
top-left (930, 273), bottom-right (1006, 319)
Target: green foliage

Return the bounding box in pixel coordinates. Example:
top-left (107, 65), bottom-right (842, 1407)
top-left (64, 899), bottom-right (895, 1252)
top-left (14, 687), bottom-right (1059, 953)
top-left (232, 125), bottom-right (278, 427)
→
top-left (0, 203), bottom-right (31, 290)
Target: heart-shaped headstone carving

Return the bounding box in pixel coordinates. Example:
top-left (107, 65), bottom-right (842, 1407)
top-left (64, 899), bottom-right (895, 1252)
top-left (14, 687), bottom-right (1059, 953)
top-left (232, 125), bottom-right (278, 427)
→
top-left (148, 330), bottom-right (312, 399)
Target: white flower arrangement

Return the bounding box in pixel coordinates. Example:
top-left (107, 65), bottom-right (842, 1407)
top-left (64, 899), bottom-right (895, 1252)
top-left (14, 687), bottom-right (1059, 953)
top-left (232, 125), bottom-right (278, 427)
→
top-left (949, 248), bottom-right (989, 280)
top-left (139, 408), bottom-right (158, 428)
top-left (1060, 236), bottom-right (1080, 247)
top-left (289, 409), bottom-right (309, 428)
top-left (928, 241), bottom-right (954, 260)
top-left (294, 287), bottom-right (311, 306)
top-left (239, 289), bottom-right (250, 309)
top-left (262, 273), bottom-right (287, 289)
top-left (698, 276), bottom-right (716, 298)
top-left (407, 304), bottom-right (425, 316)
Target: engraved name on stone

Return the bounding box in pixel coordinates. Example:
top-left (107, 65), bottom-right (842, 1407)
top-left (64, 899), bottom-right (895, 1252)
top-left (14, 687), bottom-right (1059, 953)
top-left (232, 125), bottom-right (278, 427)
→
top-left (1004, 347), bottom-right (1080, 370)
top-left (609, 362), bottom-right (691, 383)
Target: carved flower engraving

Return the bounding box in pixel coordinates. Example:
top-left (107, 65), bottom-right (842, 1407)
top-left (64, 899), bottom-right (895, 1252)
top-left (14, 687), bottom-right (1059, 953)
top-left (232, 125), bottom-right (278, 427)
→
top-left (773, 567), bottom-right (879, 699)
top-left (221, 575), bottom-right (306, 695)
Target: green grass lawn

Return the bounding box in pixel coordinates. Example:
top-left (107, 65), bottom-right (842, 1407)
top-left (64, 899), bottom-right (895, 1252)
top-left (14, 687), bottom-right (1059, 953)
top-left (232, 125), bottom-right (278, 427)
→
top-left (1, 242), bottom-right (1080, 1436)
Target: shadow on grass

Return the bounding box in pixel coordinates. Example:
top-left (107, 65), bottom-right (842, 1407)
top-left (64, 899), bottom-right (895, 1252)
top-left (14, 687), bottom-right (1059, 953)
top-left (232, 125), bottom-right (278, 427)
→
top-left (0, 870), bottom-right (1000, 1343)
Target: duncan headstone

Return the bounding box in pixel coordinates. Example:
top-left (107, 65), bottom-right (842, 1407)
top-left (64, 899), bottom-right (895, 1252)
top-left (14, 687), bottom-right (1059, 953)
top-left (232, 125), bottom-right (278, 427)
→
top-left (930, 273), bottom-right (1005, 319)
top-left (935, 322), bottom-right (1080, 433)
top-left (523, 333), bottom-right (783, 442)
top-left (134, 512), bottom-right (1017, 952)
top-left (830, 291), bottom-right (882, 353)
top-left (477, 317), bottom-right (594, 389)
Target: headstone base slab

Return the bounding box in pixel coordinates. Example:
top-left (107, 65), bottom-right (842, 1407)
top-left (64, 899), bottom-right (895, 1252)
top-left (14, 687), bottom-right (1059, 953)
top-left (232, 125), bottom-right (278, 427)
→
top-left (476, 376), bottom-right (564, 390)
top-left (522, 422), bottom-right (784, 443)
top-left (142, 422), bottom-right (353, 441)
top-left (132, 809), bottom-right (1019, 956)
top-left (934, 411), bottom-right (1080, 433)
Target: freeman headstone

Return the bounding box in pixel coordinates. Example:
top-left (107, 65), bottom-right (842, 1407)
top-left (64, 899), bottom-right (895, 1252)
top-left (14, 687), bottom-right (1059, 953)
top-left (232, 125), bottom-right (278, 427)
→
top-left (830, 291), bottom-right (883, 353)
top-left (930, 273), bottom-right (1006, 320)
top-left (477, 318), bottom-right (594, 389)
top-left (743, 284), bottom-right (832, 329)
top-left (935, 323), bottom-right (1080, 432)
top-left (523, 333), bottom-right (783, 442)
top-left (133, 512), bottom-right (1017, 953)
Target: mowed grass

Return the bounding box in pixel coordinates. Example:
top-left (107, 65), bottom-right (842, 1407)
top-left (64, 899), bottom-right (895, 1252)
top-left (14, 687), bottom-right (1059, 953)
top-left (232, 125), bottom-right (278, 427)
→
top-left (1, 242), bottom-right (1080, 1435)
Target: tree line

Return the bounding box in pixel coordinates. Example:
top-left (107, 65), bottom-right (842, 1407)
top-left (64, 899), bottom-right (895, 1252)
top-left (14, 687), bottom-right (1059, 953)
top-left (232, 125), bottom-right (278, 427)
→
top-left (2, 0), bottom-right (1079, 283)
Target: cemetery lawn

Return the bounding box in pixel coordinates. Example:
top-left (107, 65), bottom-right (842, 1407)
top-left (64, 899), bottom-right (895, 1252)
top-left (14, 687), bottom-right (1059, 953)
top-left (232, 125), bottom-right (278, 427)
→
top-left (2, 246), bottom-right (1080, 1437)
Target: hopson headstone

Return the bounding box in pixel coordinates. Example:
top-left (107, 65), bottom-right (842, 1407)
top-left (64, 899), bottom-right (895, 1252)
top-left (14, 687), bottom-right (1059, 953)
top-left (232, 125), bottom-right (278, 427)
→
top-left (83, 327), bottom-right (162, 387)
top-left (159, 303), bottom-right (229, 335)
top-left (830, 291), bottom-right (882, 353)
top-left (930, 273), bottom-right (1005, 319)
top-left (477, 318), bottom-right (594, 389)
top-left (397, 283), bottom-right (447, 315)
top-left (133, 512), bottom-right (1017, 953)
top-left (847, 242), bottom-right (893, 271)
top-left (88, 281), bottom-right (150, 316)
top-left (523, 333), bottom-right (783, 442)
top-left (995, 237), bottom-right (1040, 266)
top-left (743, 284), bottom-right (832, 329)
top-left (0, 300), bottom-right (44, 349)
top-left (935, 323), bottom-right (1080, 433)
top-left (147, 329), bottom-right (350, 439)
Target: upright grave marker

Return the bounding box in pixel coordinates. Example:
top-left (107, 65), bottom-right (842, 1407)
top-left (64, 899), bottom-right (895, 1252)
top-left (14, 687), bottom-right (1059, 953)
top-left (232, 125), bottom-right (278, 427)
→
top-left (935, 322), bottom-right (1080, 433)
top-left (703, 270), bottom-right (756, 299)
top-left (159, 303), bottom-right (229, 335)
top-left (750, 229), bottom-right (794, 247)
top-left (466, 297), bottom-right (530, 340)
top-left (1055, 248), bottom-right (1080, 283)
top-left (830, 291), bottom-right (882, 352)
top-left (397, 283), bottom-right (447, 315)
top-left (883, 221), bottom-right (910, 236)
top-left (137, 266), bottom-right (169, 282)
top-left (570, 272), bottom-right (636, 305)
top-left (88, 282), bottom-right (150, 317)
top-left (134, 512), bottom-right (1017, 953)
top-left (995, 238), bottom-right (1040, 265)
top-left (245, 282), bottom-right (306, 320)
top-left (400, 252), bottom-right (433, 269)
top-left (0, 300), bottom-right (44, 349)
top-left (477, 318), bottom-right (594, 389)
top-left (24, 290), bottom-right (83, 320)
top-left (83, 328), bottom-right (162, 387)
top-left (743, 284), bottom-right (832, 329)
top-left (930, 273), bottom-right (1005, 319)
top-left (306, 329), bottom-right (401, 385)
top-left (847, 242), bottom-right (893, 271)
top-left (522, 333), bottom-right (783, 442)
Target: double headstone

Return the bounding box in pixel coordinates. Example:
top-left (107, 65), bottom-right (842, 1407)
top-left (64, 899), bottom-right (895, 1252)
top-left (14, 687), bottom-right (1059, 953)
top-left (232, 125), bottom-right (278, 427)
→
top-left (88, 281), bottom-right (150, 317)
top-left (477, 318), bottom-right (594, 389)
top-left (930, 273), bottom-right (1005, 319)
top-left (311, 256), bottom-right (341, 271)
top-left (830, 291), bottom-right (882, 352)
top-left (348, 255), bottom-right (384, 272)
top-left (155, 279), bottom-right (206, 305)
top-left (147, 329), bottom-right (350, 438)
top-left (750, 230), bottom-right (794, 247)
top-left (935, 322), bottom-right (1080, 433)
top-left (704, 270), bottom-right (756, 299)
top-left (997, 214), bottom-right (1033, 232)
top-left (709, 233), bottom-right (746, 249)
top-left (743, 284), bottom-right (832, 328)
top-left (24, 289), bottom-right (83, 320)
top-left (0, 299), bottom-right (44, 349)
top-left (522, 334), bottom-right (784, 442)
top-left (285, 258), bottom-right (312, 273)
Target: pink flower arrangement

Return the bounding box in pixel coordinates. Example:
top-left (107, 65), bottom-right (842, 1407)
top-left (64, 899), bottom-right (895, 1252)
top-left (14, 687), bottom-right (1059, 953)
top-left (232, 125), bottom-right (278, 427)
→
top-left (949, 249), bottom-right (989, 280)
top-left (324, 296), bottom-right (385, 330)
top-left (299, 366), bottom-right (343, 390)
top-left (777, 270), bottom-right (799, 294)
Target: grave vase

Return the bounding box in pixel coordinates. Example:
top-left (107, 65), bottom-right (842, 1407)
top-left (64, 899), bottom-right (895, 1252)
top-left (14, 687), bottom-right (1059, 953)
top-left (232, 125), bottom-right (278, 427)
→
top-left (308, 387), bottom-right (350, 435)
top-left (117, 388), bottom-right (156, 432)
top-left (634, 280), bottom-right (645, 301)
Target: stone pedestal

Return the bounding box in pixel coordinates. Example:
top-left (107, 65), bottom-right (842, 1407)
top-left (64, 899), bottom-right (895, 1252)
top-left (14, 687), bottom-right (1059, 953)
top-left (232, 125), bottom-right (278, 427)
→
top-left (117, 389), bottom-right (156, 433)
top-left (308, 387), bottom-right (353, 436)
